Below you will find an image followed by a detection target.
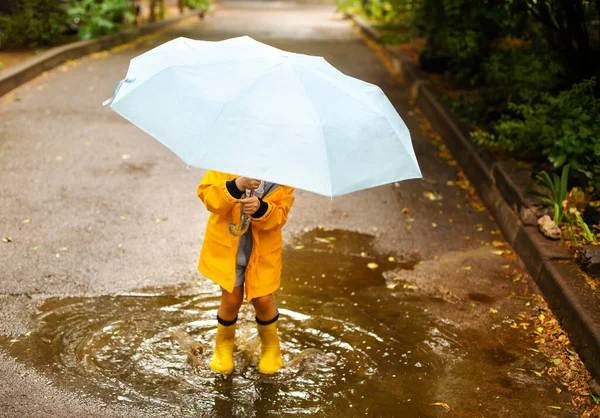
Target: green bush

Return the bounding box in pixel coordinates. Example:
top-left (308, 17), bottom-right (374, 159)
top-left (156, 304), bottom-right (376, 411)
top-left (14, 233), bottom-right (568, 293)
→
top-left (481, 48), bottom-right (563, 104)
top-left (472, 78), bottom-right (600, 193)
top-left (0, 0), bottom-right (66, 49)
top-left (414, 0), bottom-right (517, 78)
top-left (184, 0), bottom-right (209, 10)
top-left (67, 0), bottom-right (135, 40)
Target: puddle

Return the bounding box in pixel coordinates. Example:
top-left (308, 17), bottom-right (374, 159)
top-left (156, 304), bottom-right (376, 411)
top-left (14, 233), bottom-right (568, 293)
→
top-left (1, 229), bottom-right (574, 416)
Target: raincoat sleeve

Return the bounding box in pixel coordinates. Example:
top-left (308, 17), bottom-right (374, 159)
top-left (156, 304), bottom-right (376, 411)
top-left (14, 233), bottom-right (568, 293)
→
top-left (251, 186), bottom-right (295, 231)
top-left (197, 171), bottom-right (239, 215)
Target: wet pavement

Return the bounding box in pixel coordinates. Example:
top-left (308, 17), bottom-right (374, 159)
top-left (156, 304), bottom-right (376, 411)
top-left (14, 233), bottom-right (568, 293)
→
top-left (0, 1), bottom-right (585, 417)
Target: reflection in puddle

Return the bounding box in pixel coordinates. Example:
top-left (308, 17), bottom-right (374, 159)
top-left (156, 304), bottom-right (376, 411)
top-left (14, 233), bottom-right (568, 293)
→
top-left (0, 229), bottom-right (574, 416)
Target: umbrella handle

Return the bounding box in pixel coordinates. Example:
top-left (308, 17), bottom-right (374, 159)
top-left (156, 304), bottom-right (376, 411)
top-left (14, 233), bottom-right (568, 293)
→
top-left (228, 189), bottom-right (254, 237)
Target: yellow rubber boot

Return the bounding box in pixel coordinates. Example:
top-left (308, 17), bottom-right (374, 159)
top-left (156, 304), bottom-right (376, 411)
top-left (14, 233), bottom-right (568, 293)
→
top-left (257, 319), bottom-right (283, 374)
top-left (210, 323), bottom-right (236, 374)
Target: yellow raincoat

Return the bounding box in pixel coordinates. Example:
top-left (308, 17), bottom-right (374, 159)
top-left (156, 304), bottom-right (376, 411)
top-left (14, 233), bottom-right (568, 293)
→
top-left (197, 171), bottom-right (295, 301)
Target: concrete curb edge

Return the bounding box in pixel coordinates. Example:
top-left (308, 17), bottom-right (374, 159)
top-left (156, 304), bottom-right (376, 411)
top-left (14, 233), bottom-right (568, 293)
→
top-left (346, 12), bottom-right (600, 384)
top-left (0, 9), bottom-right (203, 98)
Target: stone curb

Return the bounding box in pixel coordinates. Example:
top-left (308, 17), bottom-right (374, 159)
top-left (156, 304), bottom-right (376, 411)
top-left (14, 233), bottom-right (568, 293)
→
top-left (347, 12), bottom-right (600, 383)
top-left (0, 9), bottom-right (204, 98)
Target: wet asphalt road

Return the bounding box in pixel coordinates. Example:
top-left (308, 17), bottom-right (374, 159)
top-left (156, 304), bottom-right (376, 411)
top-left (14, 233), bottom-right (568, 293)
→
top-left (0, 2), bottom-right (583, 417)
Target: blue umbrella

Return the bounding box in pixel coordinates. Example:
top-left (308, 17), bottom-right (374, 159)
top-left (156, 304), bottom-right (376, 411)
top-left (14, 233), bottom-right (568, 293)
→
top-left (103, 35), bottom-right (421, 197)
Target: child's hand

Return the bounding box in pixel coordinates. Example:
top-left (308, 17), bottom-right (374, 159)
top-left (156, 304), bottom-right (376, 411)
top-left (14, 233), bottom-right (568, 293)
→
top-left (240, 196), bottom-right (261, 215)
top-left (235, 177), bottom-right (261, 192)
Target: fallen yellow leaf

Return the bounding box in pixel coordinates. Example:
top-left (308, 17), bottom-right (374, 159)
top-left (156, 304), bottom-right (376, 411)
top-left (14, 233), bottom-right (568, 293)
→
top-left (491, 250), bottom-right (504, 255)
top-left (120, 216), bottom-right (127, 220)
top-left (547, 406), bottom-right (561, 410)
top-left (401, 207), bottom-right (409, 214)
top-left (388, 256), bottom-right (395, 262)
top-left (294, 245), bottom-right (305, 250)
top-left (367, 262), bottom-right (379, 270)
top-left (330, 326), bottom-right (338, 330)
top-left (2, 237), bottom-right (12, 243)
top-left (22, 219), bottom-right (31, 224)
top-left (424, 192), bottom-right (443, 201)
top-left (315, 406), bottom-right (321, 413)
top-left (386, 283), bottom-right (398, 289)
top-left (490, 308), bottom-right (498, 314)
top-left (460, 266), bottom-right (472, 271)
top-left (492, 241), bottom-right (504, 247)
top-left (431, 222), bottom-right (437, 228)
top-left (429, 402), bottom-right (451, 412)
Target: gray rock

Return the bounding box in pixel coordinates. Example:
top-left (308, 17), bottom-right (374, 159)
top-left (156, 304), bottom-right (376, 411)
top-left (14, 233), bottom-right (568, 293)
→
top-left (538, 215), bottom-right (562, 240)
top-left (520, 207), bottom-right (538, 226)
top-left (579, 245), bottom-right (600, 279)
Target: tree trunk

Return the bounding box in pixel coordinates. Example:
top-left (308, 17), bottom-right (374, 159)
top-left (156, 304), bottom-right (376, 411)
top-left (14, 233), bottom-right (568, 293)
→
top-left (150, 0), bottom-right (157, 22)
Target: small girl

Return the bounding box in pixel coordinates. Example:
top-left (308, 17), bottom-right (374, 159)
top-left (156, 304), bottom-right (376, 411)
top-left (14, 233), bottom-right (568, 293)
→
top-left (197, 171), bottom-right (295, 374)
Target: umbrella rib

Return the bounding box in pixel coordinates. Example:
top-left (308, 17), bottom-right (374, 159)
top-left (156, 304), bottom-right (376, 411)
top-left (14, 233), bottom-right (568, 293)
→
top-left (188, 60), bottom-right (287, 168)
top-left (303, 64), bottom-right (418, 169)
top-left (288, 64), bottom-right (333, 197)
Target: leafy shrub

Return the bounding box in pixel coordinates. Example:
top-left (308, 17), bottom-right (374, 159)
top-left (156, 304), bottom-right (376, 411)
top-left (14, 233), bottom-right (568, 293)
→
top-left (414, 0), bottom-right (516, 78)
top-left (0, 0), bottom-right (66, 49)
top-left (67, 0), bottom-right (135, 40)
top-left (184, 0), bottom-right (210, 10)
top-left (481, 47), bottom-right (563, 104)
top-left (472, 78), bottom-right (600, 193)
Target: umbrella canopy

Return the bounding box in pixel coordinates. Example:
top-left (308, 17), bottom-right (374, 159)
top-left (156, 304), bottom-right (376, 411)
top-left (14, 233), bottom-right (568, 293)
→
top-left (104, 36), bottom-right (421, 197)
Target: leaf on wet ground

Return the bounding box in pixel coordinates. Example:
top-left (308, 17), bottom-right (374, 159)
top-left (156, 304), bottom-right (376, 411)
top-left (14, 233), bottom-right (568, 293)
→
top-left (314, 237), bottom-right (330, 244)
top-left (429, 402), bottom-right (451, 412)
top-left (491, 250), bottom-right (505, 255)
top-left (22, 219), bottom-right (31, 224)
top-left (492, 240), bottom-right (504, 247)
top-left (490, 308), bottom-right (498, 314)
top-left (423, 191), bottom-right (443, 201)
top-left (367, 262), bottom-right (379, 270)
top-left (431, 222), bottom-right (437, 228)
top-left (460, 266), bottom-right (472, 271)
top-left (475, 224), bottom-right (483, 232)
top-left (422, 178), bottom-right (438, 185)
top-left (386, 283), bottom-right (398, 289)
top-left (120, 216), bottom-right (127, 220)
top-left (55, 156), bottom-right (63, 161)
top-left (2, 237), bottom-right (12, 243)
top-left (401, 207), bottom-right (409, 214)
top-left (294, 245), bottom-right (305, 250)
top-left (315, 406), bottom-right (321, 413)
top-left (388, 256), bottom-right (395, 262)
top-left (403, 284), bottom-right (416, 289)
top-left (547, 406), bottom-right (561, 410)
top-left (406, 218), bottom-right (415, 223)
top-left (42, 337), bottom-right (51, 343)
top-left (91, 51), bottom-right (110, 59)
top-left (122, 154), bottom-right (131, 160)
top-left (551, 358), bottom-right (562, 365)
top-left (325, 237), bottom-right (336, 241)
